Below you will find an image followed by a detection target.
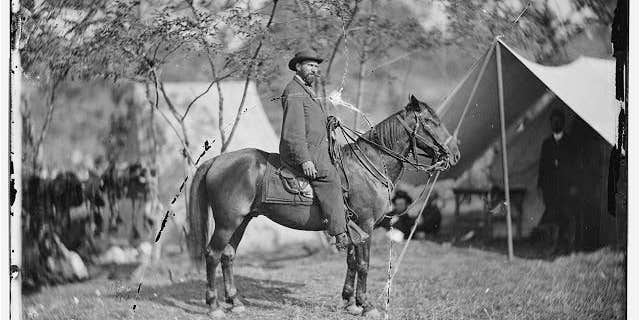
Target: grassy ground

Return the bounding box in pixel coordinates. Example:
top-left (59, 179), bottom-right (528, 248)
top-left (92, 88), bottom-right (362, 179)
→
top-left (23, 230), bottom-right (625, 320)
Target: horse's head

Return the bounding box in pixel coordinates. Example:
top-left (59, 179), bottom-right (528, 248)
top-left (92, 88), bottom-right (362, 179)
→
top-left (401, 95), bottom-right (460, 169)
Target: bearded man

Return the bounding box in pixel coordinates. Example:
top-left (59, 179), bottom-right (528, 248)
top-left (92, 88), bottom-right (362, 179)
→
top-left (279, 49), bottom-right (352, 250)
top-left (538, 109), bottom-right (576, 254)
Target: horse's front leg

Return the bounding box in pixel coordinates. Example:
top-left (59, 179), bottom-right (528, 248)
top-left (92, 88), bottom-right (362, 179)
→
top-left (343, 245), bottom-right (362, 315)
top-left (355, 228), bottom-right (381, 318)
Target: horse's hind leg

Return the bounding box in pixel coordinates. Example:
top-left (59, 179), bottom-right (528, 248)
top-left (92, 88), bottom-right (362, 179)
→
top-left (221, 216), bottom-right (252, 313)
top-left (205, 227), bottom-right (234, 318)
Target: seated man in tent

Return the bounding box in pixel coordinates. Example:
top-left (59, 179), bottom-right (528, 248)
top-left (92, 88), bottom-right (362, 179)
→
top-left (279, 49), bottom-right (361, 250)
top-left (378, 190), bottom-right (413, 232)
top-left (537, 109), bottom-right (576, 255)
top-left (378, 190), bottom-right (442, 239)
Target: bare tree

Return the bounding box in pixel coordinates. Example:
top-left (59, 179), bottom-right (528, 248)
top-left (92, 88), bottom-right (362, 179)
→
top-left (19, 1), bottom-right (106, 171)
top-left (344, 0), bottom-right (441, 127)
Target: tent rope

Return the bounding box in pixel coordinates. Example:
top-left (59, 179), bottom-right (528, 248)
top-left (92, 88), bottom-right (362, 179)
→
top-left (380, 171), bottom-right (440, 302)
top-left (383, 239), bottom-right (393, 319)
top-left (380, 40), bottom-right (497, 307)
top-left (452, 41), bottom-right (498, 139)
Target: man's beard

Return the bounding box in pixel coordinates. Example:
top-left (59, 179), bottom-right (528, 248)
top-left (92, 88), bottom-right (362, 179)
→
top-left (298, 71), bottom-right (316, 86)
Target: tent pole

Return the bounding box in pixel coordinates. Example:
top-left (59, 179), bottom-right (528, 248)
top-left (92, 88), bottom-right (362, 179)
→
top-left (496, 41), bottom-right (514, 261)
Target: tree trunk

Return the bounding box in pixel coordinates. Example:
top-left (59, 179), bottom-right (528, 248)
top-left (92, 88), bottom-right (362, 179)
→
top-left (322, 0), bottom-right (361, 100)
top-left (183, 158), bottom-right (190, 217)
top-left (31, 75), bottom-right (65, 171)
top-left (215, 69), bottom-right (226, 148)
top-left (222, 0), bottom-right (279, 152)
top-left (354, 53), bottom-right (366, 129)
top-left (148, 84), bottom-right (158, 169)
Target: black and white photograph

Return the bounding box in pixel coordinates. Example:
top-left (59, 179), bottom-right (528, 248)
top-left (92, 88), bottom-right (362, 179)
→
top-left (4, 0), bottom-right (635, 319)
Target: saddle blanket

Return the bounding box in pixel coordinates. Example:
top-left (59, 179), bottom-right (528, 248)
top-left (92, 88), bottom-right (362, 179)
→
top-left (261, 153), bottom-right (315, 206)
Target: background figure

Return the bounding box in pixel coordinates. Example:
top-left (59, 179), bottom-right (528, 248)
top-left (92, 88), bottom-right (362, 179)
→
top-left (537, 109), bottom-right (576, 255)
top-left (378, 190), bottom-right (413, 231)
top-left (418, 200), bottom-right (442, 236)
top-left (379, 190), bottom-right (442, 240)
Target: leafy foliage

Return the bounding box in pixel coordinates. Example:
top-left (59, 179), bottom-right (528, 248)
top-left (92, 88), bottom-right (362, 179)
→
top-left (19, 0), bottom-right (616, 168)
top-left (444, 0), bottom-right (615, 62)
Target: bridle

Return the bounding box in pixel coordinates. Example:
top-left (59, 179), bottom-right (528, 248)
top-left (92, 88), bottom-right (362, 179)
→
top-left (330, 108), bottom-right (452, 187)
top-left (393, 111), bottom-right (451, 172)
top-left (328, 107), bottom-right (454, 222)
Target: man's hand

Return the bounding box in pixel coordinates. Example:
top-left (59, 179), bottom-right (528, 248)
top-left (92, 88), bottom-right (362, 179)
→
top-left (301, 161), bottom-right (317, 179)
top-left (327, 115), bottom-right (341, 128)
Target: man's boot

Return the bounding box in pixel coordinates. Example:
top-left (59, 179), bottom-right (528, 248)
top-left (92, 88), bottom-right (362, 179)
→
top-left (335, 232), bottom-right (352, 251)
top-left (346, 220), bottom-right (369, 245)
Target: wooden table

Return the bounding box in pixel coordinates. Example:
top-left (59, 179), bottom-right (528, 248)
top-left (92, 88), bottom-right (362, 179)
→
top-left (453, 186), bottom-right (527, 239)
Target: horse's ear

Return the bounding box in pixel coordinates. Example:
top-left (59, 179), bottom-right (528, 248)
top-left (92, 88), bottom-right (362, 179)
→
top-left (406, 94), bottom-right (421, 112)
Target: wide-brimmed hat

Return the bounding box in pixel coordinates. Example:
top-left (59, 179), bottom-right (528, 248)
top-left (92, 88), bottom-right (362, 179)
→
top-left (288, 50), bottom-right (323, 71)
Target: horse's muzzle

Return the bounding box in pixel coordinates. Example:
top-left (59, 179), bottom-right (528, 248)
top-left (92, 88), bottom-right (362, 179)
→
top-left (449, 152), bottom-right (460, 166)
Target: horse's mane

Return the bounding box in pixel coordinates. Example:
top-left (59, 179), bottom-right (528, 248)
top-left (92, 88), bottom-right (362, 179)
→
top-left (358, 109), bottom-right (407, 149)
top-left (338, 99), bottom-right (441, 158)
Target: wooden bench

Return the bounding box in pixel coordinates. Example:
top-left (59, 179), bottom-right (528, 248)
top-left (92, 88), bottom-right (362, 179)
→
top-left (453, 186), bottom-right (526, 239)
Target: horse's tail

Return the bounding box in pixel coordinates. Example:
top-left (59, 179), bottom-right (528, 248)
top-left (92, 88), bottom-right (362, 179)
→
top-left (186, 157), bottom-right (215, 267)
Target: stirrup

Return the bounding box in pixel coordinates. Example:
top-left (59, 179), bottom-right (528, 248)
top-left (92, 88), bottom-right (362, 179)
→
top-left (347, 220), bottom-right (369, 245)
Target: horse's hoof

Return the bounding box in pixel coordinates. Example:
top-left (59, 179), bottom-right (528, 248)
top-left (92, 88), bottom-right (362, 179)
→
top-left (345, 304), bottom-right (363, 315)
top-left (363, 307), bottom-right (381, 319)
top-left (231, 305), bottom-right (246, 313)
top-left (208, 308), bottom-right (226, 318)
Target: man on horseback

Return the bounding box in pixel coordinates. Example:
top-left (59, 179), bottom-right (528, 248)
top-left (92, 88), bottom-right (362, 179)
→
top-left (279, 49), bottom-right (352, 250)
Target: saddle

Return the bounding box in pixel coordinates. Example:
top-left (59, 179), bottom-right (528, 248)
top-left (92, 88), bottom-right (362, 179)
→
top-left (261, 154), bottom-right (369, 245)
top-left (277, 167), bottom-right (314, 199)
top-left (262, 154), bottom-right (314, 205)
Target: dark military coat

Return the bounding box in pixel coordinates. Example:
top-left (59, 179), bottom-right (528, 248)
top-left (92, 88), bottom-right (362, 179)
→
top-left (279, 75), bottom-right (333, 176)
top-left (537, 134), bottom-right (576, 223)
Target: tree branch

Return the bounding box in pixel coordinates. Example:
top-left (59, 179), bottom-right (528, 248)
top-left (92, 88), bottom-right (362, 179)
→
top-left (150, 71), bottom-right (194, 164)
top-left (183, 0), bottom-right (240, 146)
top-left (158, 79), bottom-right (183, 121)
top-left (204, 53), bottom-right (227, 146)
top-left (222, 0), bottom-right (279, 152)
top-left (152, 38), bottom-right (164, 62)
top-left (144, 82), bottom-right (159, 167)
top-left (180, 66), bottom-right (238, 122)
top-left (159, 40), bottom-right (185, 64)
top-left (31, 68), bottom-right (68, 170)
top-left (322, 0), bottom-right (360, 98)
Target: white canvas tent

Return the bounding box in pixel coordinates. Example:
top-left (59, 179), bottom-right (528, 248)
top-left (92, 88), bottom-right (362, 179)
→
top-left (438, 38), bottom-right (618, 178)
top-left (435, 39), bottom-right (619, 256)
top-left (155, 81), bottom-right (326, 254)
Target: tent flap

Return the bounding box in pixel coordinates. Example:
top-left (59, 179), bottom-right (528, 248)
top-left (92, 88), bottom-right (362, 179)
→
top-left (437, 40), bottom-right (618, 179)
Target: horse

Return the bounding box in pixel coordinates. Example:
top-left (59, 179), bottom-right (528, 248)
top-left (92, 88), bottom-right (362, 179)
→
top-left (186, 95), bottom-right (460, 318)
top-left (50, 171), bottom-right (85, 234)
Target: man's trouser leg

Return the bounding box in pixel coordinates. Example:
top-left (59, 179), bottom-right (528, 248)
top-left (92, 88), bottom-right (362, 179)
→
top-left (311, 170), bottom-right (346, 236)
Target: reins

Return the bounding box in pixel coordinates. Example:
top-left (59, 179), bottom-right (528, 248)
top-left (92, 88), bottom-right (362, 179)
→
top-left (326, 106), bottom-right (459, 319)
top-left (378, 75), bottom-right (475, 315)
top-left (333, 112), bottom-right (450, 175)
top-left (327, 109), bottom-right (449, 226)
top-left (378, 171), bottom-right (440, 299)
